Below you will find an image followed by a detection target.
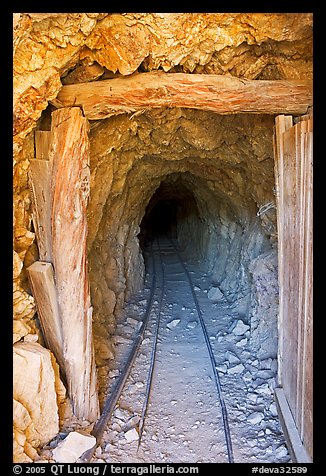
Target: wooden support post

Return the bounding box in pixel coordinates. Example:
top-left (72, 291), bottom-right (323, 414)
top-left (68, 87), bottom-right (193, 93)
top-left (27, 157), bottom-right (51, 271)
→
top-left (29, 159), bottom-right (52, 262)
top-left (273, 114), bottom-right (293, 387)
top-left (49, 107), bottom-right (99, 421)
top-left (55, 72), bottom-right (313, 120)
top-left (300, 129), bottom-right (313, 458)
top-left (27, 261), bottom-right (64, 372)
top-left (274, 115), bottom-right (313, 461)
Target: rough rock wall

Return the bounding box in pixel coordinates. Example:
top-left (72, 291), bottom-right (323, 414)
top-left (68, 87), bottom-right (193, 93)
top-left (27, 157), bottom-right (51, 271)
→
top-left (249, 250), bottom-right (279, 360)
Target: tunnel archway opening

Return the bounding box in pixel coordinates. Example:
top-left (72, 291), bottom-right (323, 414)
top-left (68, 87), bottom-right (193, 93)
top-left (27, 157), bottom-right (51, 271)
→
top-left (139, 175), bottom-right (201, 252)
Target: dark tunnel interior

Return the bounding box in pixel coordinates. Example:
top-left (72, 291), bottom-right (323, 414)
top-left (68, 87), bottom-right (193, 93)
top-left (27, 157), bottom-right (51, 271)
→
top-left (139, 176), bottom-right (201, 249)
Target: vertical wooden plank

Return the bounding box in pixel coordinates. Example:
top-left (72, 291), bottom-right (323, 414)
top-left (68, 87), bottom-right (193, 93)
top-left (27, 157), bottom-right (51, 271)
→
top-left (274, 115), bottom-right (313, 461)
top-left (29, 159), bottom-right (52, 262)
top-left (294, 120), bottom-right (308, 432)
top-left (27, 261), bottom-right (64, 372)
top-left (273, 115), bottom-right (293, 385)
top-left (301, 130), bottom-right (313, 460)
top-left (280, 125), bottom-right (299, 418)
top-left (35, 131), bottom-right (52, 160)
top-left (50, 107), bottom-right (99, 421)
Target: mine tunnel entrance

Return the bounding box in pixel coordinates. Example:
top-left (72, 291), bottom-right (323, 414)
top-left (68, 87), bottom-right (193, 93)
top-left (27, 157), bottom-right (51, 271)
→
top-left (109, 170), bottom-right (284, 463)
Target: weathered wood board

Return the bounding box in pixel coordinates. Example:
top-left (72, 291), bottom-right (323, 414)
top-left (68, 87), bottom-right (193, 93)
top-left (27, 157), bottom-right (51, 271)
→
top-left (55, 72), bottom-right (313, 119)
top-left (29, 159), bottom-right (52, 262)
top-left (274, 114), bottom-right (313, 461)
top-left (49, 107), bottom-right (99, 421)
top-left (35, 130), bottom-right (52, 160)
top-left (27, 261), bottom-right (64, 372)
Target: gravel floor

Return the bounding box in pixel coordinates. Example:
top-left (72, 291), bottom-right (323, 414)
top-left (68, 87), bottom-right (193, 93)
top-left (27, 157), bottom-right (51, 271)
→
top-left (38, 247), bottom-right (290, 464)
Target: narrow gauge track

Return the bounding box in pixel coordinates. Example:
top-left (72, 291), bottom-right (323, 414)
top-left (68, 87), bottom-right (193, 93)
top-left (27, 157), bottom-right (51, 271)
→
top-left (80, 236), bottom-right (233, 463)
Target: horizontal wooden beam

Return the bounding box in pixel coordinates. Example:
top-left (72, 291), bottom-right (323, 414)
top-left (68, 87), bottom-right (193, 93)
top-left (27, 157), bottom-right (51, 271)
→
top-left (55, 72), bottom-right (313, 119)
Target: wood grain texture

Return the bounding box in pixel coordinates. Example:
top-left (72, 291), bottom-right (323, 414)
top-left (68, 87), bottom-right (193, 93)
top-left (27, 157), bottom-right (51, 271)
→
top-left (29, 159), bottom-right (52, 262)
top-left (35, 131), bottom-right (52, 160)
top-left (27, 261), bottom-right (64, 372)
top-left (273, 114), bottom-right (293, 386)
top-left (274, 115), bottom-right (313, 461)
top-left (301, 129), bottom-right (313, 459)
top-left (56, 72), bottom-right (313, 119)
top-left (50, 106), bottom-right (99, 421)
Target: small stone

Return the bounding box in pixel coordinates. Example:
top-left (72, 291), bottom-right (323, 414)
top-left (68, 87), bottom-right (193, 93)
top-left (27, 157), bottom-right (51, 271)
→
top-left (52, 431), bottom-right (96, 463)
top-left (135, 381), bottom-right (144, 388)
top-left (109, 369), bottom-right (119, 378)
top-left (124, 428), bottom-right (139, 443)
top-left (208, 286), bottom-right (224, 302)
top-left (126, 317), bottom-right (139, 326)
top-left (111, 422), bottom-right (122, 432)
top-left (23, 333), bottom-right (38, 343)
top-left (255, 383), bottom-right (272, 395)
top-left (256, 369), bottom-right (274, 379)
top-left (167, 319), bottom-right (180, 329)
top-left (122, 415), bottom-right (140, 432)
top-left (247, 438), bottom-right (258, 447)
top-left (226, 352), bottom-right (240, 364)
top-left (228, 364), bottom-right (245, 375)
top-left (114, 335), bottom-right (131, 344)
top-left (269, 402), bottom-right (278, 417)
top-left (242, 371), bottom-right (252, 382)
top-left (247, 412), bottom-right (264, 425)
top-left (247, 393), bottom-right (257, 403)
top-left (194, 286), bottom-right (200, 291)
top-left (275, 445), bottom-right (288, 458)
top-left (232, 320), bottom-right (250, 336)
top-left (235, 337), bottom-right (247, 347)
top-left (265, 428), bottom-right (272, 435)
top-left (187, 320), bottom-right (198, 329)
top-left (260, 358), bottom-right (273, 369)
top-left (170, 400), bottom-right (178, 405)
top-left (114, 408), bottom-right (130, 421)
top-left (216, 364), bottom-right (227, 374)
